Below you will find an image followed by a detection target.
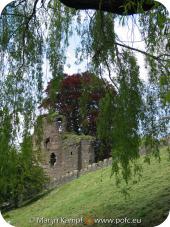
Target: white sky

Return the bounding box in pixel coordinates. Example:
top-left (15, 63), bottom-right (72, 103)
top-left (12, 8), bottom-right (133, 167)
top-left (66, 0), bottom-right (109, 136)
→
top-left (63, 15), bottom-right (149, 83)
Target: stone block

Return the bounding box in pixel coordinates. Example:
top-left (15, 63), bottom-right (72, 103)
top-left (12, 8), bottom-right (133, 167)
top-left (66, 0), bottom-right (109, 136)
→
top-left (103, 159), bottom-right (108, 167)
top-left (108, 157), bottom-right (112, 165)
top-left (91, 163), bottom-right (96, 170)
top-left (98, 161), bottom-right (103, 167)
top-left (87, 164), bottom-right (92, 170)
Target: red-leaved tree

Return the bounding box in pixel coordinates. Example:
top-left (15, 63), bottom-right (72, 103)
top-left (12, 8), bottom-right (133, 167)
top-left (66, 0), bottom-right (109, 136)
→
top-left (41, 72), bottom-right (116, 136)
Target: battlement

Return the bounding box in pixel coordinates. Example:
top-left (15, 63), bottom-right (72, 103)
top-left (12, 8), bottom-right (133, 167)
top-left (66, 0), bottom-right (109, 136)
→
top-left (47, 157), bottom-right (112, 190)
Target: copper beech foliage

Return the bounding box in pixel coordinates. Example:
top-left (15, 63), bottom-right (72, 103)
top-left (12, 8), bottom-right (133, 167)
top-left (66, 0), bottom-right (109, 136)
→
top-left (41, 72), bottom-right (116, 136)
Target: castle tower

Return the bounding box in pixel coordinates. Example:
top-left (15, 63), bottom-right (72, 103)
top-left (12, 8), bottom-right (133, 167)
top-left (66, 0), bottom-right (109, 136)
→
top-left (34, 114), bottom-right (95, 181)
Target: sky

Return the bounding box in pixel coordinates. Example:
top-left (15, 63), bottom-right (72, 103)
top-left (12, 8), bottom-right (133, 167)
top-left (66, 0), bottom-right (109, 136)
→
top-left (0, 0), bottom-right (169, 141)
top-left (63, 0), bottom-right (170, 83)
top-left (63, 14), bottom-right (149, 83)
top-left (1, 0), bottom-right (168, 92)
top-left (1, 2), bottom-right (170, 135)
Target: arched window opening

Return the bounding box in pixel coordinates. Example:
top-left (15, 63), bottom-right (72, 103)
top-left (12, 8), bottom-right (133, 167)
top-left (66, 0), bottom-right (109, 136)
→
top-left (44, 137), bottom-right (50, 149)
top-left (56, 117), bottom-right (63, 132)
top-left (50, 153), bottom-right (56, 167)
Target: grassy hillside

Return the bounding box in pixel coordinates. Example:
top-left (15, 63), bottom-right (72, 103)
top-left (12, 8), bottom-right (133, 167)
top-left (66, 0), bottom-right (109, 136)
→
top-left (5, 148), bottom-right (170, 227)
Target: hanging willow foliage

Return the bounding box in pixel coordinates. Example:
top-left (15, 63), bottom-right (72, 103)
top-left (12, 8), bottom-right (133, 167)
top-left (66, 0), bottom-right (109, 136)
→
top-left (0, 0), bottom-right (170, 190)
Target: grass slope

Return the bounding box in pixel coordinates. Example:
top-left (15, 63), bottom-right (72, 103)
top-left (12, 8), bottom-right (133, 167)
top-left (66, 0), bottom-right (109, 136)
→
top-left (5, 149), bottom-right (170, 227)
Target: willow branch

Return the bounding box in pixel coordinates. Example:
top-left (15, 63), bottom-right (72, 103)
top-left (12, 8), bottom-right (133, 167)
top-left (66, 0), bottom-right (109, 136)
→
top-left (26, 0), bottom-right (39, 26)
top-left (114, 41), bottom-right (169, 63)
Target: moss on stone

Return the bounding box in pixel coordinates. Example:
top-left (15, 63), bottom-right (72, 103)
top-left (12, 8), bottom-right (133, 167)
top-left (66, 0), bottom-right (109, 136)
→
top-left (46, 112), bottom-right (63, 123)
top-left (62, 132), bottom-right (95, 143)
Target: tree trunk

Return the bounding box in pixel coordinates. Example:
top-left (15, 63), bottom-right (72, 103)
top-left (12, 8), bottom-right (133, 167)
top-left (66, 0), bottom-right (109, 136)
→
top-left (59, 0), bottom-right (155, 15)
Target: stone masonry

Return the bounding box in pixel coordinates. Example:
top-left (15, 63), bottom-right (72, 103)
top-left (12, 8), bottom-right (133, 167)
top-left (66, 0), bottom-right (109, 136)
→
top-left (35, 114), bottom-right (95, 181)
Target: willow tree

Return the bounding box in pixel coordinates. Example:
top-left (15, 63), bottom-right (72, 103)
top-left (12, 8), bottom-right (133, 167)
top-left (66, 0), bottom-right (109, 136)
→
top-left (0, 0), bottom-right (169, 186)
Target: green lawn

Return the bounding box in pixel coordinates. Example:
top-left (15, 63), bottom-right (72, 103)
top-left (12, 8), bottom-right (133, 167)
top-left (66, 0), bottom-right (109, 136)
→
top-left (4, 148), bottom-right (170, 227)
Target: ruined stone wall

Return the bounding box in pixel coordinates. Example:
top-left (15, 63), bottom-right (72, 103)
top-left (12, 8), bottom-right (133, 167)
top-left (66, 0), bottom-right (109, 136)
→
top-left (34, 115), bottom-right (95, 181)
top-left (80, 140), bottom-right (95, 169)
top-left (47, 157), bottom-right (113, 190)
top-left (39, 117), bottom-right (65, 180)
top-left (62, 139), bottom-right (80, 174)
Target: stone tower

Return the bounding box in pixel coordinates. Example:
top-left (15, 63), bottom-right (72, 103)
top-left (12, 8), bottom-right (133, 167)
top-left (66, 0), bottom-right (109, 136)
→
top-left (35, 114), bottom-right (95, 181)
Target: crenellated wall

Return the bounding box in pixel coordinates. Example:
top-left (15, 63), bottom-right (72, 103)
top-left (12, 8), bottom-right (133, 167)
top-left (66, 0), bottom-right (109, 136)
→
top-left (47, 157), bottom-right (113, 190)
